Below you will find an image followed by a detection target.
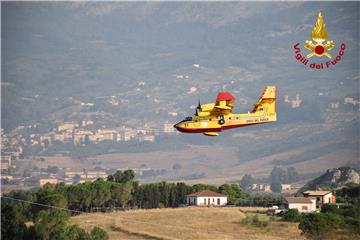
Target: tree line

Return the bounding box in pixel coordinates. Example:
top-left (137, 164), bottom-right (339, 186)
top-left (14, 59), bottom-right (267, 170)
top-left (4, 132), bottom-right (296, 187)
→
top-left (1, 170), bottom-right (249, 240)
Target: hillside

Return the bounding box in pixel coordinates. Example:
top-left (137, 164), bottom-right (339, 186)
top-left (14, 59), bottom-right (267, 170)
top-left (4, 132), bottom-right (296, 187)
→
top-left (299, 167), bottom-right (360, 193)
top-left (71, 207), bottom-right (304, 240)
top-left (2, 2), bottom-right (359, 185)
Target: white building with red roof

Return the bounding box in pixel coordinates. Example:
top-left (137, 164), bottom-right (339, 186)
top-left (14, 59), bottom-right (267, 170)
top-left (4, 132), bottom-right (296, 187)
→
top-left (186, 190), bottom-right (227, 206)
top-left (285, 197), bottom-right (316, 213)
top-left (303, 190), bottom-right (336, 210)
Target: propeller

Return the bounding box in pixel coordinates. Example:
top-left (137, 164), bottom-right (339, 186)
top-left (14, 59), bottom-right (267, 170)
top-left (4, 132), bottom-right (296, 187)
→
top-left (195, 99), bottom-right (202, 116)
top-left (197, 99), bottom-right (202, 111)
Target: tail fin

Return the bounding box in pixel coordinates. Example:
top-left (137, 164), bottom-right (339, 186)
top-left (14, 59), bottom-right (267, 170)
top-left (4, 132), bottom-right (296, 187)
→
top-left (251, 86), bottom-right (276, 115)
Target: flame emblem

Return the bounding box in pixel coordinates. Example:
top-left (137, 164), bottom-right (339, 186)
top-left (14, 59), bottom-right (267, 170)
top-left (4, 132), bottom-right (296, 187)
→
top-left (304, 12), bottom-right (335, 58)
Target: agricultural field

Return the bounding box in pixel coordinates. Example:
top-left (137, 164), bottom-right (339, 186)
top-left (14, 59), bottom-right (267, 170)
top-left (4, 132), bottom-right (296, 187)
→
top-left (71, 207), bottom-right (304, 240)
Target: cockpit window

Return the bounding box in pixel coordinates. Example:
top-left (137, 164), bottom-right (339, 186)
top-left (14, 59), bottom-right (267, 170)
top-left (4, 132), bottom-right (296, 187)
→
top-left (185, 117), bottom-right (192, 121)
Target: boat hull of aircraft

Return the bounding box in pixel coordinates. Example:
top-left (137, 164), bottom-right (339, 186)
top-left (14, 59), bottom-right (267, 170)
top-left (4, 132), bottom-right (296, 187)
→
top-left (175, 122), bottom-right (269, 134)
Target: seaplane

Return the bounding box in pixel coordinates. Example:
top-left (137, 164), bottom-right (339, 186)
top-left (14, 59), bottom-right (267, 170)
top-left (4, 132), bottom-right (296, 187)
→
top-left (174, 86), bottom-right (277, 136)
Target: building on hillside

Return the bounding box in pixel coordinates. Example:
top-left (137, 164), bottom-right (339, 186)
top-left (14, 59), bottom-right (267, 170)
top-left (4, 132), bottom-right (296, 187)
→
top-left (64, 171), bottom-right (83, 178)
top-left (303, 190), bottom-right (336, 210)
top-left (143, 134), bottom-right (155, 142)
top-left (84, 171), bottom-right (108, 179)
top-left (53, 133), bottom-right (66, 142)
top-left (122, 127), bottom-right (135, 141)
top-left (330, 102), bottom-right (340, 109)
top-left (1, 155), bottom-right (12, 172)
top-left (58, 122), bottom-right (78, 132)
top-left (344, 97), bottom-right (358, 105)
top-left (64, 171), bottom-right (107, 180)
top-left (40, 134), bottom-right (52, 147)
top-left (1, 175), bottom-right (13, 180)
top-left (291, 94), bottom-right (302, 108)
top-left (96, 129), bottom-right (117, 141)
top-left (251, 183), bottom-right (271, 192)
top-left (186, 190), bottom-right (227, 206)
top-left (281, 184), bottom-right (291, 191)
top-left (284, 197), bottom-right (316, 213)
top-left (39, 178), bottom-right (61, 187)
top-left (82, 120), bottom-right (94, 127)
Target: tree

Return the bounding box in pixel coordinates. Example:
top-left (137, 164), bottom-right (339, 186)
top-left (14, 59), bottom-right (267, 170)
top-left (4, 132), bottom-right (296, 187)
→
top-left (191, 184), bottom-right (217, 193)
top-left (91, 180), bottom-right (111, 208)
top-left (175, 182), bottom-right (192, 206)
top-left (287, 167), bottom-right (299, 183)
top-left (123, 170), bottom-right (135, 182)
top-left (46, 165), bottom-right (59, 174)
top-left (65, 224), bottom-right (91, 240)
top-left (1, 202), bottom-right (28, 240)
top-left (299, 213), bottom-right (343, 240)
top-left (271, 183), bottom-right (282, 193)
top-left (108, 170), bottom-right (135, 183)
top-left (240, 174), bottom-right (254, 190)
top-left (29, 210), bottom-right (70, 240)
top-left (111, 182), bottom-right (133, 208)
top-left (270, 166), bottom-right (287, 184)
top-left (219, 184), bottom-right (249, 204)
top-left (90, 226), bottom-right (109, 240)
top-left (283, 209), bottom-right (301, 222)
top-left (172, 163), bottom-right (182, 171)
top-left (73, 174), bottom-right (81, 184)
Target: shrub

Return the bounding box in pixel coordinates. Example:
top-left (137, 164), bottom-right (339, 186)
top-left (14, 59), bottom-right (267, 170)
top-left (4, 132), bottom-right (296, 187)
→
top-left (90, 226), bottom-right (109, 240)
top-left (344, 217), bottom-right (360, 234)
top-left (283, 209), bottom-right (301, 222)
top-left (242, 214), bottom-right (271, 228)
top-left (299, 213), bottom-right (343, 240)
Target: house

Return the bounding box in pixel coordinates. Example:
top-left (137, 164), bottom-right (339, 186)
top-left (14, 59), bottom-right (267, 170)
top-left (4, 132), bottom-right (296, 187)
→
top-left (64, 171), bottom-right (107, 180)
top-left (58, 122), bottom-right (78, 132)
top-left (186, 190), bottom-right (227, 206)
top-left (284, 197), bottom-right (316, 213)
top-left (281, 184), bottom-right (291, 191)
top-left (39, 178), bottom-right (60, 187)
top-left (143, 134), bottom-right (155, 142)
top-left (251, 183), bottom-right (271, 192)
top-left (303, 190), bottom-right (336, 210)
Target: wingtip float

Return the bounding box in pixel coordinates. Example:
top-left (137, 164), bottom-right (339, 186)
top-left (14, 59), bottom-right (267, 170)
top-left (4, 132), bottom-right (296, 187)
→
top-left (174, 86), bottom-right (277, 136)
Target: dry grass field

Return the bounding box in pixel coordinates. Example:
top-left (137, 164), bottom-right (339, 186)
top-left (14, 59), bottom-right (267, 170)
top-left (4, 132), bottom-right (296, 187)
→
top-left (71, 207), bottom-right (305, 240)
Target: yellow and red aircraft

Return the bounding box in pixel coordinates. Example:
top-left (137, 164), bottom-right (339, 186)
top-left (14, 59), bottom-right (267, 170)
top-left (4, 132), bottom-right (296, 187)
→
top-left (174, 86), bottom-right (277, 136)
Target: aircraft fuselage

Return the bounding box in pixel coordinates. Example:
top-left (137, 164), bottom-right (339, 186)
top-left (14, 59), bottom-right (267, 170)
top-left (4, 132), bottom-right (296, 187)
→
top-left (174, 112), bottom-right (276, 134)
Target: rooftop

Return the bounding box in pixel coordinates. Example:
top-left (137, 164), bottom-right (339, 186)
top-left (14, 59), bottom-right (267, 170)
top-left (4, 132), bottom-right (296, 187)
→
top-left (285, 197), bottom-right (313, 204)
top-left (187, 190), bottom-right (227, 197)
top-left (303, 190), bottom-right (332, 196)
